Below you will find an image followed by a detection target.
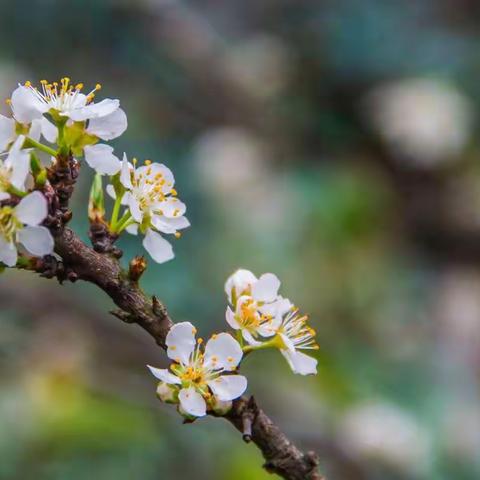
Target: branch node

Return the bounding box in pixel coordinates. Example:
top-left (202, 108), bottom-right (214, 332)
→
top-left (110, 309), bottom-right (135, 323)
top-left (128, 256), bottom-right (147, 282)
top-left (241, 396), bottom-right (258, 443)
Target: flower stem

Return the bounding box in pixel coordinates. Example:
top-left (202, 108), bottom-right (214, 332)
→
top-left (113, 211), bottom-right (133, 233)
top-left (109, 194), bottom-right (123, 231)
top-left (23, 137), bottom-right (57, 157)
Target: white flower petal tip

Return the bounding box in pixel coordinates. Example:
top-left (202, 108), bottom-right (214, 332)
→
top-left (282, 350), bottom-right (318, 376)
top-left (179, 387), bottom-right (207, 417)
top-left (207, 375), bottom-right (247, 401)
top-left (252, 273), bottom-right (281, 303)
top-left (147, 365), bottom-right (181, 384)
top-left (204, 332), bottom-right (243, 370)
top-left (166, 322), bottom-right (197, 364)
top-left (143, 229), bottom-right (174, 264)
top-left (84, 144), bottom-right (121, 175)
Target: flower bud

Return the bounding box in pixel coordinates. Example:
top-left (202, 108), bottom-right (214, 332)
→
top-left (210, 397), bottom-right (232, 416)
top-left (129, 255), bottom-right (147, 282)
top-left (88, 173), bottom-right (105, 222)
top-left (156, 382), bottom-right (178, 404)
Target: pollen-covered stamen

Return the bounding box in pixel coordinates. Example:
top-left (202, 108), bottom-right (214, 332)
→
top-left (278, 310), bottom-right (318, 350)
top-left (130, 160), bottom-right (180, 214)
top-left (21, 78), bottom-right (101, 113)
top-left (170, 336), bottom-right (231, 391)
top-left (0, 207), bottom-right (22, 243)
top-left (237, 298), bottom-right (274, 334)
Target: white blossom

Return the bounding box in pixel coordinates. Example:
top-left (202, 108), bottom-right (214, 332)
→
top-left (0, 113), bottom-right (52, 152)
top-left (148, 322), bottom-right (247, 418)
top-left (108, 154), bottom-right (190, 264)
top-left (0, 191), bottom-right (54, 266)
top-left (225, 269), bottom-right (283, 344)
top-left (0, 135), bottom-right (30, 200)
top-left (275, 308), bottom-right (318, 375)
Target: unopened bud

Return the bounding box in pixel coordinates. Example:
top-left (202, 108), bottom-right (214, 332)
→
top-left (88, 173), bottom-right (105, 222)
top-left (210, 397), bottom-right (232, 416)
top-left (156, 382), bottom-right (178, 404)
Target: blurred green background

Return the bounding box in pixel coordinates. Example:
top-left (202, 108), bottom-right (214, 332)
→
top-left (0, 0), bottom-right (479, 479)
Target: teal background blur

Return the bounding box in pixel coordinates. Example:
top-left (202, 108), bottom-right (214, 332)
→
top-left (0, 1), bottom-right (479, 479)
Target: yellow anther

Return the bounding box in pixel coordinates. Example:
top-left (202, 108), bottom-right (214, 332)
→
top-left (24, 81), bottom-right (31, 87)
top-left (144, 159), bottom-right (152, 166)
top-left (5, 99), bottom-right (11, 105)
top-left (75, 83), bottom-right (84, 90)
top-left (174, 232), bottom-right (182, 239)
top-left (170, 188), bottom-right (178, 196)
top-left (192, 327), bottom-right (197, 334)
top-left (197, 338), bottom-right (204, 344)
top-left (40, 79), bottom-right (47, 84)
top-left (212, 334), bottom-right (218, 340)
top-left (95, 83), bottom-right (102, 90)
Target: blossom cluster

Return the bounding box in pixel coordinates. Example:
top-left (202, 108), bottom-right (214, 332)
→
top-left (0, 78), bottom-right (318, 423)
top-left (148, 268), bottom-right (318, 419)
top-left (0, 78), bottom-right (188, 264)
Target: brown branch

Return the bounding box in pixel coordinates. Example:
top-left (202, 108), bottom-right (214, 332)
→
top-left (30, 156), bottom-right (325, 480)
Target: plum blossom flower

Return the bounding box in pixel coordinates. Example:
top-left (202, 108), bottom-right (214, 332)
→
top-left (0, 135), bottom-right (30, 200)
top-left (108, 154), bottom-right (190, 263)
top-left (148, 322), bottom-right (247, 418)
top-left (0, 191), bottom-right (54, 266)
top-left (225, 269), bottom-right (284, 344)
top-left (274, 308), bottom-right (318, 375)
top-left (9, 79), bottom-right (126, 134)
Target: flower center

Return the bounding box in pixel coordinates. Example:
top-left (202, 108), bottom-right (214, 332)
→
top-left (0, 207), bottom-right (21, 242)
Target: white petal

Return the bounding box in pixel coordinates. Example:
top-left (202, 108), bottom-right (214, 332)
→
top-left (18, 226), bottom-right (54, 256)
top-left (0, 237), bottom-right (17, 266)
top-left (0, 192), bottom-right (10, 201)
top-left (207, 375), bottom-right (247, 401)
top-left (252, 273), bottom-right (281, 303)
top-left (143, 229), bottom-right (174, 264)
top-left (106, 184), bottom-right (116, 200)
top-left (156, 197), bottom-right (186, 219)
top-left (15, 191), bottom-right (48, 226)
top-left (280, 333), bottom-right (295, 352)
top-left (84, 144), bottom-right (121, 175)
top-left (69, 98), bottom-right (120, 121)
top-left (151, 215), bottom-right (190, 234)
top-left (126, 223), bottom-right (138, 235)
top-left (166, 321), bottom-right (197, 364)
top-left (128, 196), bottom-right (142, 222)
top-left (256, 318), bottom-right (281, 337)
top-left (178, 387), bottom-right (206, 417)
top-left (147, 365), bottom-right (181, 384)
top-left (281, 350), bottom-right (317, 375)
top-left (8, 149), bottom-right (30, 191)
top-left (242, 329), bottom-right (262, 346)
top-left (11, 86), bottom-right (47, 123)
top-left (225, 306), bottom-right (240, 330)
top-left (40, 117), bottom-right (57, 143)
top-left (224, 269), bottom-right (257, 302)
top-left (0, 115), bottom-right (15, 151)
top-left (120, 153), bottom-right (133, 189)
top-left (204, 332), bottom-right (243, 370)
top-left (28, 119), bottom-right (42, 142)
top-left (87, 108), bottom-right (127, 140)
